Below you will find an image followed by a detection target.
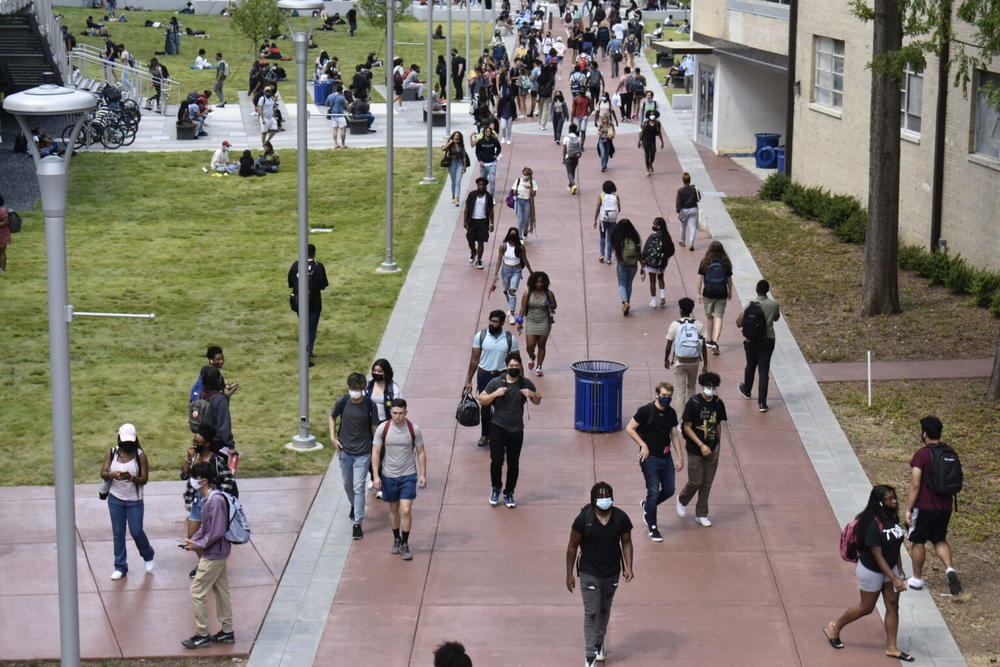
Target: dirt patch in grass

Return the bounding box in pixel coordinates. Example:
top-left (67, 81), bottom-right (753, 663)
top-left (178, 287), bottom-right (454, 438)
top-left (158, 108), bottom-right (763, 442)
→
top-left (822, 379), bottom-right (1000, 665)
top-left (725, 197), bottom-right (1000, 363)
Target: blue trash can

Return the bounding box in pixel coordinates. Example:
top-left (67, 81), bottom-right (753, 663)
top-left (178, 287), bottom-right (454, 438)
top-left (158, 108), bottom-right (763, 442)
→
top-left (754, 133), bottom-right (781, 168)
top-left (571, 360), bottom-right (629, 432)
top-left (313, 80), bottom-right (332, 105)
top-left (775, 146), bottom-right (786, 174)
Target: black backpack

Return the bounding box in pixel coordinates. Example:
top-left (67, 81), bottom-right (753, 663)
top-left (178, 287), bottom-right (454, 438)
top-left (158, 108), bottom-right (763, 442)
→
top-left (928, 443), bottom-right (963, 497)
top-left (188, 391), bottom-right (220, 433)
top-left (703, 261), bottom-right (727, 298)
top-left (741, 302), bottom-right (767, 341)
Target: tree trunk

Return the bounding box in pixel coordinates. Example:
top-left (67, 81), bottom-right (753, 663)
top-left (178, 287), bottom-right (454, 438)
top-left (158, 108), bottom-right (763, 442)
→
top-left (989, 330), bottom-right (1000, 400)
top-left (861, 0), bottom-right (903, 316)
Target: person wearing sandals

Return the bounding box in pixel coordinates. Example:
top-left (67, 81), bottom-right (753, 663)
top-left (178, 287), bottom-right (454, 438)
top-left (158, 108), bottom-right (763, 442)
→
top-left (696, 241), bottom-right (734, 355)
top-left (180, 423), bottom-right (238, 579)
top-left (101, 424), bottom-right (155, 580)
top-left (823, 485), bottom-right (914, 662)
top-left (641, 216), bottom-right (675, 309)
top-left (675, 171), bottom-right (701, 250)
top-left (491, 227), bottom-right (533, 325)
top-left (516, 271), bottom-right (556, 377)
top-left (611, 219), bottom-right (642, 317)
top-left (593, 180), bottom-right (621, 265)
top-left (442, 131), bottom-right (471, 206)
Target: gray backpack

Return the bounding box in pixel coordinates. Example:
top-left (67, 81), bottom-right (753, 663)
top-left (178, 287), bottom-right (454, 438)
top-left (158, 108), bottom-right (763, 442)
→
top-left (566, 134), bottom-right (583, 158)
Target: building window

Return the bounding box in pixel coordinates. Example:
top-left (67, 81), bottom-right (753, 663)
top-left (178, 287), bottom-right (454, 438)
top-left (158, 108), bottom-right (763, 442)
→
top-left (761, 0), bottom-right (791, 4)
top-left (973, 70), bottom-right (1000, 159)
top-left (900, 64), bottom-right (923, 134)
top-left (814, 36), bottom-right (845, 109)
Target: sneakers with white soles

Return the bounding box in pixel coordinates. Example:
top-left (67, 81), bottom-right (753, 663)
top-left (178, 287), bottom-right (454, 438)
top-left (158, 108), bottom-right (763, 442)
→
top-left (696, 517), bottom-right (712, 527)
top-left (111, 570), bottom-right (125, 580)
top-left (144, 558), bottom-right (155, 573)
top-left (907, 577), bottom-right (925, 590)
top-left (676, 499), bottom-right (687, 517)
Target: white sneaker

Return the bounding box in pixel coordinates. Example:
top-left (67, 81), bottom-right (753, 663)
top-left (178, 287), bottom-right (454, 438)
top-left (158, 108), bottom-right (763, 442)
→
top-left (508, 311), bottom-right (516, 324)
top-left (676, 499), bottom-right (687, 517)
top-left (144, 558), bottom-right (155, 573)
top-left (366, 477), bottom-right (374, 490)
top-left (110, 570), bottom-right (125, 580)
top-left (595, 644), bottom-right (606, 661)
top-left (696, 516), bottom-right (713, 527)
top-left (649, 297), bottom-right (657, 308)
top-left (907, 576), bottom-right (925, 590)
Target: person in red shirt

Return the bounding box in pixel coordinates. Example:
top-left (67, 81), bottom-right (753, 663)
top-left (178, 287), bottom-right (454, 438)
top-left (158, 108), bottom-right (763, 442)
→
top-left (571, 92), bottom-right (594, 148)
top-left (902, 416), bottom-right (962, 595)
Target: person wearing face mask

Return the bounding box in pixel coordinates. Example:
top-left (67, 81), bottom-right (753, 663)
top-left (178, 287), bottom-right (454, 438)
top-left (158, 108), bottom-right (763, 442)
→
top-left (491, 227), bottom-right (534, 325)
top-left (677, 372), bottom-right (727, 526)
top-left (100, 424), bottom-right (154, 580)
top-left (365, 358), bottom-right (404, 423)
top-left (625, 382), bottom-right (684, 542)
top-left (256, 86), bottom-right (279, 146)
top-left (510, 166), bottom-right (538, 239)
top-left (181, 423), bottom-right (238, 578)
top-left (464, 311), bottom-right (519, 448)
top-left (478, 353), bottom-right (541, 508)
top-left (566, 481), bottom-right (634, 667)
top-left (330, 372), bottom-right (380, 540)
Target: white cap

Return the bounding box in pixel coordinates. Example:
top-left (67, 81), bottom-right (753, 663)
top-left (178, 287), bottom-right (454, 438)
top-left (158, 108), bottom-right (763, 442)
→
top-left (118, 423), bottom-right (137, 442)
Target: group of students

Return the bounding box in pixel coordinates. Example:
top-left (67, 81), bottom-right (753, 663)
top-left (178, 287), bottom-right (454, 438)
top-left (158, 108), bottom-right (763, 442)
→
top-left (208, 140), bottom-right (281, 176)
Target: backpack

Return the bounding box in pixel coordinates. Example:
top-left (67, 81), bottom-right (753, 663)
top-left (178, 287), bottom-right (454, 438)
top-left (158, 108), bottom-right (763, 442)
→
top-left (703, 261), bottom-right (728, 298)
top-left (928, 443), bottom-right (963, 497)
top-left (519, 74), bottom-right (532, 89)
top-left (7, 211), bottom-right (22, 233)
top-left (188, 391), bottom-right (220, 433)
top-left (566, 134), bottom-right (583, 159)
top-left (380, 417), bottom-right (416, 447)
top-left (599, 193), bottom-right (619, 223)
top-left (674, 319), bottom-right (702, 359)
top-left (393, 69), bottom-right (403, 86)
top-left (569, 71), bottom-right (586, 95)
top-left (741, 301), bottom-right (767, 341)
top-left (477, 328), bottom-right (513, 356)
top-left (456, 388), bottom-right (480, 427)
top-left (840, 516), bottom-right (882, 563)
top-left (210, 489), bottom-right (251, 544)
top-left (641, 233), bottom-right (665, 269)
top-left (619, 238), bottom-right (639, 266)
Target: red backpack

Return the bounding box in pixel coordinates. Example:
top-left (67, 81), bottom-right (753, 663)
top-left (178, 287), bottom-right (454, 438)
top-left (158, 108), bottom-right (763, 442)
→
top-left (380, 418), bottom-right (416, 447)
top-left (839, 516), bottom-right (882, 562)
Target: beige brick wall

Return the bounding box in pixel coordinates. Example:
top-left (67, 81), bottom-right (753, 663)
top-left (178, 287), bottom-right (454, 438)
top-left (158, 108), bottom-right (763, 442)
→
top-left (693, 0), bottom-right (788, 56)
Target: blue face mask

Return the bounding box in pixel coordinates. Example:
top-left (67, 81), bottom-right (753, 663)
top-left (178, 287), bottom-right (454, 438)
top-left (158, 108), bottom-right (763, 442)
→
top-left (595, 497), bottom-right (613, 510)
top-left (657, 396), bottom-right (672, 407)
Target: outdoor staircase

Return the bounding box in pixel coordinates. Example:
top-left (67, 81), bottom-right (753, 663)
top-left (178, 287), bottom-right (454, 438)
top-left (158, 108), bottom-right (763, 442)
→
top-left (0, 2), bottom-right (63, 93)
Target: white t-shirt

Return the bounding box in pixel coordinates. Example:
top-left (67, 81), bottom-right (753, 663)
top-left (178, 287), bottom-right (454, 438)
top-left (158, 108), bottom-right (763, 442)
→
top-left (612, 23), bottom-right (626, 40)
top-left (194, 55), bottom-right (211, 68)
top-left (211, 148), bottom-right (230, 168)
top-left (514, 177), bottom-right (537, 199)
top-left (259, 95), bottom-right (276, 120)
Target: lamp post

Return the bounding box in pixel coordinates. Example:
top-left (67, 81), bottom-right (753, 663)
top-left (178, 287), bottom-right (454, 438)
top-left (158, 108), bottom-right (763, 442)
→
top-left (446, 0), bottom-right (452, 134)
top-left (420, 0), bottom-right (437, 184)
top-left (465, 0), bottom-right (471, 100)
top-left (378, 0), bottom-right (401, 273)
top-left (277, 0), bottom-right (325, 452)
top-left (3, 81), bottom-right (97, 667)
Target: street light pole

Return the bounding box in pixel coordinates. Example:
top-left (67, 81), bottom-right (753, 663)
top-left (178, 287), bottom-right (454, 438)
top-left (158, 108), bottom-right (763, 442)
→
top-left (421, 0), bottom-right (437, 185)
top-left (278, 0), bottom-right (325, 452)
top-left (379, 0), bottom-right (401, 273)
top-left (446, 0), bottom-right (452, 134)
top-left (465, 0), bottom-right (471, 100)
top-left (4, 80), bottom-right (98, 667)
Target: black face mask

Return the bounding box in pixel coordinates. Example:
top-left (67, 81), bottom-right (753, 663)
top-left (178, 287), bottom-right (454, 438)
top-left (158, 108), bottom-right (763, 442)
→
top-left (118, 441), bottom-right (137, 454)
top-left (488, 325), bottom-right (503, 336)
top-left (507, 367), bottom-right (521, 377)
top-left (372, 374), bottom-right (384, 382)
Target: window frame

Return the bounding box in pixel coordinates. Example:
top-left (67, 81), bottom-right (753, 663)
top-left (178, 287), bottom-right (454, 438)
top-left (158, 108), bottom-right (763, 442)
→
top-left (900, 62), bottom-right (923, 135)
top-left (813, 36), bottom-right (845, 110)
top-left (972, 69), bottom-right (1000, 161)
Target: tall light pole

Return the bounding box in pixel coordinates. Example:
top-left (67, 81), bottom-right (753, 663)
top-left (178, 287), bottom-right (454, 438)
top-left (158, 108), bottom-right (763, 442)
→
top-left (421, 0), bottom-right (437, 184)
top-left (278, 0), bottom-right (325, 452)
top-left (378, 0), bottom-right (401, 273)
top-left (446, 0), bottom-right (452, 133)
top-left (4, 80), bottom-right (97, 667)
top-left (465, 0), bottom-right (471, 100)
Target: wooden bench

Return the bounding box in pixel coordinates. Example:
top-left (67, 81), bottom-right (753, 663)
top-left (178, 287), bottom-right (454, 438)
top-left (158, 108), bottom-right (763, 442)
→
top-left (348, 117), bottom-right (369, 134)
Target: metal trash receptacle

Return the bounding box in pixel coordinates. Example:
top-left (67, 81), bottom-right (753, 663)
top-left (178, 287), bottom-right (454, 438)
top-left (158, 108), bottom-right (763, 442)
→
top-left (313, 81), bottom-right (332, 105)
top-left (571, 360), bottom-right (629, 432)
top-left (754, 132), bottom-right (781, 168)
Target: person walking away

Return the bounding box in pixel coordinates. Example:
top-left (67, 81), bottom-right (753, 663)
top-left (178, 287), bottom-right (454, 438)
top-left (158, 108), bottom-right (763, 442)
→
top-left (181, 461), bottom-right (236, 648)
top-left (511, 166), bottom-right (538, 238)
top-left (196, 367), bottom-right (237, 456)
top-left (616, 67), bottom-right (634, 121)
top-left (823, 485), bottom-right (914, 662)
top-left (462, 177), bottom-right (495, 268)
top-left (641, 216), bottom-right (674, 308)
top-left (697, 241), bottom-right (734, 355)
top-left (372, 399), bottom-right (427, 561)
top-left (609, 34), bottom-right (623, 77)
top-left (101, 423), bottom-right (155, 580)
top-left (214, 53), bottom-right (228, 107)
top-left (736, 279), bottom-right (781, 412)
top-left (329, 373), bottom-right (379, 540)
top-left (479, 353), bottom-right (541, 508)
top-left (596, 115), bottom-right (616, 172)
top-left (516, 271), bottom-right (556, 377)
top-left (675, 171), bottom-right (701, 250)
top-left (491, 227), bottom-right (533, 324)
top-left (566, 481), bottom-right (634, 666)
top-left (593, 180), bottom-right (620, 263)
top-left (347, 5), bottom-right (357, 35)
top-left (562, 123), bottom-right (584, 193)
top-left (611, 218), bottom-right (642, 316)
top-left (626, 383), bottom-right (684, 542)
top-left (474, 125), bottom-right (502, 197)
top-left (464, 311), bottom-right (518, 447)
top-left (552, 90), bottom-right (570, 143)
top-left (665, 297), bottom-right (710, 413)
top-left (677, 372), bottom-right (727, 526)
top-left (287, 243), bottom-right (330, 364)
top-left (325, 84), bottom-right (349, 148)
top-left (442, 131), bottom-right (471, 206)
top-left (637, 109), bottom-right (665, 176)
top-left (537, 58), bottom-right (556, 130)
top-left (181, 423), bottom-right (238, 578)
top-left (903, 416), bottom-right (963, 595)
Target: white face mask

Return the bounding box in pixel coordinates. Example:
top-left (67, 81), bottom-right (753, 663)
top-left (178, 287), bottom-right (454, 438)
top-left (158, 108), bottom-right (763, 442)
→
top-left (595, 497), bottom-right (613, 510)
top-left (349, 390), bottom-right (363, 400)
top-left (702, 387), bottom-right (716, 397)
top-left (190, 477), bottom-right (204, 489)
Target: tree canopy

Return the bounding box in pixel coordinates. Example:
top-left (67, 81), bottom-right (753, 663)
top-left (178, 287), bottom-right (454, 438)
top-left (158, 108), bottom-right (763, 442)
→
top-left (229, 0), bottom-right (284, 53)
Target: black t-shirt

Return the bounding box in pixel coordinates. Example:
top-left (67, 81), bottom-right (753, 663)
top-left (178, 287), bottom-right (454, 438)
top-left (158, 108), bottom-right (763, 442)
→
top-left (572, 506), bottom-right (633, 579)
top-left (682, 394), bottom-right (727, 455)
top-left (484, 375), bottom-right (536, 433)
top-left (859, 515), bottom-right (905, 572)
top-left (632, 402), bottom-right (677, 457)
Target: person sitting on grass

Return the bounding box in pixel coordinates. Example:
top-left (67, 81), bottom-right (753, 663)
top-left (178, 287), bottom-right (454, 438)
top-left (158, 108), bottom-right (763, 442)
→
top-left (210, 141), bottom-right (238, 173)
top-left (192, 48), bottom-right (215, 69)
top-left (256, 141), bottom-right (280, 173)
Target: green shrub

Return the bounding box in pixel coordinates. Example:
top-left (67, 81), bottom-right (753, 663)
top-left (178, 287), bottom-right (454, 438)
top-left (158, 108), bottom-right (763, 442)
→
top-left (971, 273), bottom-right (1000, 308)
top-left (758, 173), bottom-right (790, 201)
top-left (991, 291), bottom-right (1000, 318)
top-left (834, 209), bottom-right (868, 244)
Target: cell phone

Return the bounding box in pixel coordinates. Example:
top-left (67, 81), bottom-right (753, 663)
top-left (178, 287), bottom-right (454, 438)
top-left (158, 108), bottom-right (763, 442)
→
top-left (177, 543), bottom-right (187, 549)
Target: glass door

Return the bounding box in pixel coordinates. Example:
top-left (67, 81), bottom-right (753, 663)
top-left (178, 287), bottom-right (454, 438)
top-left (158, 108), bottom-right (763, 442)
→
top-left (697, 64), bottom-right (715, 144)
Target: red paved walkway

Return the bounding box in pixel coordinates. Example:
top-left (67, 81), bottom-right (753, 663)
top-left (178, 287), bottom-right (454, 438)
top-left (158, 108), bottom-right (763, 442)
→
top-left (317, 63), bottom-right (889, 665)
top-left (811, 357), bottom-right (992, 382)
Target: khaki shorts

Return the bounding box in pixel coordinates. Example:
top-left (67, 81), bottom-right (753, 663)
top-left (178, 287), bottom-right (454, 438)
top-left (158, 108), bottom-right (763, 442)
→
top-left (703, 297), bottom-right (728, 319)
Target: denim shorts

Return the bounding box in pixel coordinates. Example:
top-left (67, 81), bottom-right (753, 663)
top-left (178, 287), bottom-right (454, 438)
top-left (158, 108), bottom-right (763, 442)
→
top-left (188, 492), bottom-right (202, 522)
top-left (381, 474), bottom-right (417, 503)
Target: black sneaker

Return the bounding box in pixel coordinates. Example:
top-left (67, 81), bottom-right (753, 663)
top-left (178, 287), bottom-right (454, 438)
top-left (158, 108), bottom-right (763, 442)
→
top-left (758, 402), bottom-right (768, 413)
top-left (349, 506), bottom-right (355, 521)
top-left (639, 500), bottom-right (649, 529)
top-left (391, 537), bottom-right (401, 554)
top-left (947, 569), bottom-right (963, 595)
top-left (649, 527), bottom-right (663, 542)
top-left (399, 543), bottom-right (413, 560)
top-left (477, 436), bottom-right (489, 448)
top-left (181, 634), bottom-right (212, 649)
top-left (476, 259), bottom-right (484, 269)
top-left (189, 567), bottom-right (198, 579)
top-left (211, 630), bottom-right (235, 644)
top-left (352, 523), bottom-right (363, 540)
top-left (738, 383), bottom-right (752, 400)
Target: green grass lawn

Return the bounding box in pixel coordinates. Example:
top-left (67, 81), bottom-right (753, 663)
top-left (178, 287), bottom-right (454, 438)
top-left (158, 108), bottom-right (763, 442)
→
top-left (58, 6), bottom-right (484, 103)
top-left (0, 148), bottom-right (445, 486)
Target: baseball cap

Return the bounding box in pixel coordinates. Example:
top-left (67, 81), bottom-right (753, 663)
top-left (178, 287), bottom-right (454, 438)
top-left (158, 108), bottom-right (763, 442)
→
top-left (118, 423), bottom-right (137, 442)
top-left (222, 141), bottom-right (232, 147)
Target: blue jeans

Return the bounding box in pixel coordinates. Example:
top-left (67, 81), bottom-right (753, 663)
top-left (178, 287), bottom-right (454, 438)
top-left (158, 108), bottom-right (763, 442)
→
top-left (500, 264), bottom-right (522, 312)
top-left (597, 138), bottom-right (610, 170)
top-left (514, 198), bottom-right (532, 237)
top-left (339, 451), bottom-right (372, 524)
top-left (480, 162), bottom-right (497, 197)
top-left (640, 455), bottom-right (676, 528)
top-left (599, 221), bottom-right (617, 261)
top-left (448, 159), bottom-right (464, 198)
top-left (108, 494), bottom-right (155, 574)
top-left (307, 310), bottom-right (321, 355)
top-left (616, 263), bottom-right (638, 303)
top-left (354, 112), bottom-right (375, 129)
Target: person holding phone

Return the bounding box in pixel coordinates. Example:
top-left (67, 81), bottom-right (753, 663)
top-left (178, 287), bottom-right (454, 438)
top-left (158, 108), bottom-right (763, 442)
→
top-left (100, 424), bottom-right (154, 580)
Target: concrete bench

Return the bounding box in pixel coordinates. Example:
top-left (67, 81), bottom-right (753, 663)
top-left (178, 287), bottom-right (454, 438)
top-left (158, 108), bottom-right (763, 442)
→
top-left (656, 53), bottom-right (674, 68)
top-left (401, 87), bottom-right (421, 101)
top-left (348, 117), bottom-right (369, 134)
top-left (423, 109), bottom-right (446, 127)
top-left (176, 122), bottom-right (198, 139)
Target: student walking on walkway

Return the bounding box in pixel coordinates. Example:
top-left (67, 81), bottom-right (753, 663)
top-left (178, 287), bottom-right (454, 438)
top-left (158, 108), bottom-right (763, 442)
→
top-left (441, 131), bottom-right (471, 206)
top-left (824, 485), bottom-right (914, 662)
top-left (677, 372), bottom-right (727, 526)
top-left (641, 216), bottom-right (675, 308)
top-left (478, 353), bottom-right (542, 508)
top-left (696, 241), bottom-right (734, 355)
top-left (510, 166), bottom-right (538, 239)
top-left (516, 271), bottom-right (557, 377)
top-left (665, 298), bottom-right (710, 412)
top-left (637, 109), bottom-right (665, 176)
top-left (462, 177), bottom-right (496, 269)
top-left (610, 219), bottom-right (642, 316)
top-left (101, 423), bottom-right (155, 580)
top-left (566, 481), bottom-right (634, 666)
top-left (491, 227), bottom-right (533, 323)
top-left (736, 279), bottom-right (781, 412)
top-left (372, 399), bottom-right (427, 561)
top-left (329, 373), bottom-right (379, 540)
top-left (593, 180), bottom-right (621, 264)
top-left (464, 311), bottom-right (519, 448)
top-left (552, 90), bottom-right (570, 143)
top-left (675, 172), bottom-right (701, 250)
top-left (562, 123), bottom-right (584, 193)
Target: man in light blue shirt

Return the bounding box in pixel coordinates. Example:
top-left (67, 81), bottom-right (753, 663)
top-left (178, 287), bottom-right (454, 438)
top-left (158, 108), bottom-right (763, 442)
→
top-left (464, 310), bottom-right (519, 447)
top-left (325, 85), bottom-right (349, 148)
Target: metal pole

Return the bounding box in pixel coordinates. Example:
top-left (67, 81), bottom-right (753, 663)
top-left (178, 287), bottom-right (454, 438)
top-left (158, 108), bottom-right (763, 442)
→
top-left (465, 0), bottom-right (471, 100)
top-left (288, 30), bottom-right (318, 449)
top-left (421, 0), bottom-right (437, 184)
top-left (480, 1), bottom-right (485, 59)
top-left (379, 0), bottom-right (400, 272)
top-left (446, 0), bottom-right (452, 134)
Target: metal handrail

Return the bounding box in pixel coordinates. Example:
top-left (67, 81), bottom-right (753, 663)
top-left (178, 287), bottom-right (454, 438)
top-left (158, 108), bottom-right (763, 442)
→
top-left (74, 42), bottom-right (149, 72)
top-left (68, 49), bottom-right (177, 113)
